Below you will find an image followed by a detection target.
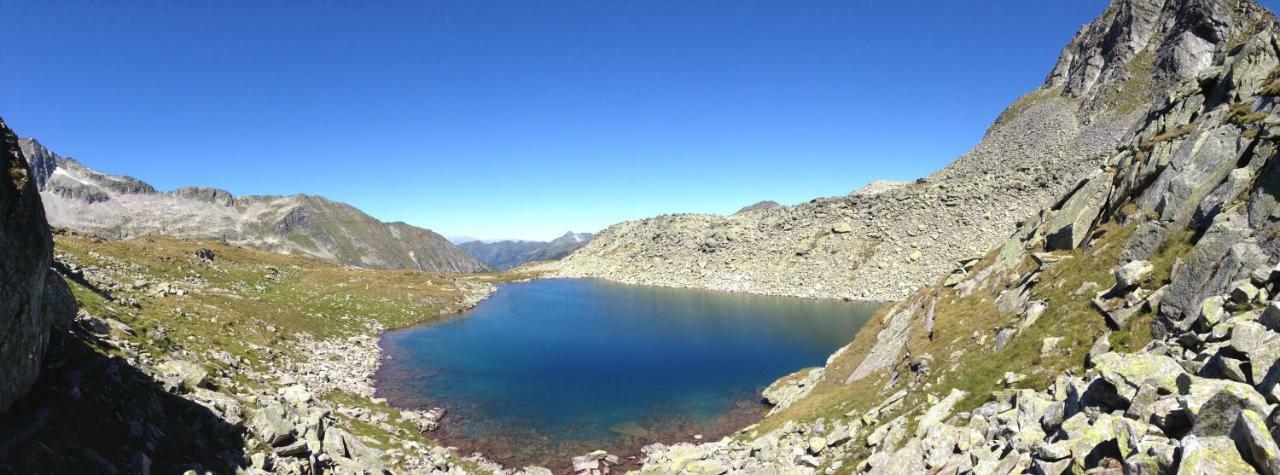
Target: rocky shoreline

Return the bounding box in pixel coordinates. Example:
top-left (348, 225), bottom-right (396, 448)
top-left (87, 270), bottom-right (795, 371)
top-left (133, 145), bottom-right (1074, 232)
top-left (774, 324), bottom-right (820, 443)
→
top-left (61, 249), bottom-right (525, 474)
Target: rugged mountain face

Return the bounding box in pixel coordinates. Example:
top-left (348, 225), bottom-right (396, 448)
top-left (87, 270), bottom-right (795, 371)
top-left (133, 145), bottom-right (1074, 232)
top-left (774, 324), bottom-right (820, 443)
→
top-left (459, 232), bottom-right (594, 270)
top-left (0, 118), bottom-right (76, 413)
top-left (635, 0), bottom-right (1280, 472)
top-left (553, 0), bottom-right (1249, 301)
top-left (20, 139), bottom-right (488, 274)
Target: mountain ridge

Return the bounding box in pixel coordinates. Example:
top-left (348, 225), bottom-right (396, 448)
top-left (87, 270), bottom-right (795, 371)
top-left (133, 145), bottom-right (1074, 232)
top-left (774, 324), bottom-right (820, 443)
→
top-left (551, 0), bottom-right (1268, 302)
top-left (19, 138), bottom-right (488, 274)
top-left (459, 231), bottom-right (594, 270)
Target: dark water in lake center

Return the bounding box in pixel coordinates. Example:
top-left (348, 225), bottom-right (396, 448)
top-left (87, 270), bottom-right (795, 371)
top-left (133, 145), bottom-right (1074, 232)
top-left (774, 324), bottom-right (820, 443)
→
top-left (375, 278), bottom-right (879, 468)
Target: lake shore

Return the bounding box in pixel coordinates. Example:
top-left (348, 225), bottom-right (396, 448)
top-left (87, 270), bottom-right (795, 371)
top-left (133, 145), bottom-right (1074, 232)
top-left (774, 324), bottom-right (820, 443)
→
top-left (372, 277), bottom-right (878, 472)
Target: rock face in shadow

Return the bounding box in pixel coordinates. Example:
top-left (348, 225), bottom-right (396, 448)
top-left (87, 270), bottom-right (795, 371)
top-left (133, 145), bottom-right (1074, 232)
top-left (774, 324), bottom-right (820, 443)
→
top-left (0, 116), bottom-right (59, 413)
top-left (0, 336), bottom-right (246, 472)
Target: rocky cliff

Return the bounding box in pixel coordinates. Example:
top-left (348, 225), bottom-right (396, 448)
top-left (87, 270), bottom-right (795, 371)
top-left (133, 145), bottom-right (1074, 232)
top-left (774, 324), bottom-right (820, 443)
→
top-left (0, 118), bottom-right (76, 413)
top-left (20, 139), bottom-right (488, 274)
top-left (635, 0), bottom-right (1280, 472)
top-left (553, 0), bottom-right (1249, 302)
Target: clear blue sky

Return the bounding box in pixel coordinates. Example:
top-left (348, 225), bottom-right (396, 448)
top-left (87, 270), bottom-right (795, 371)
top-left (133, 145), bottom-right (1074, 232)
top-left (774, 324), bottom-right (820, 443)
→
top-left (8, 1), bottom-right (1266, 241)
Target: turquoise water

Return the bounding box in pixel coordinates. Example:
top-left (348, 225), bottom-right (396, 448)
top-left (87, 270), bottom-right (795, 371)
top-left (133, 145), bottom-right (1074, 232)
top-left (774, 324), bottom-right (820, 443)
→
top-left (375, 278), bottom-right (878, 467)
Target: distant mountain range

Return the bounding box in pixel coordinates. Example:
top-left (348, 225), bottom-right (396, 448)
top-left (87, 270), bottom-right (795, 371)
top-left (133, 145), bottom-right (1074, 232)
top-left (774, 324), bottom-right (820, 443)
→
top-left (19, 138), bottom-right (488, 274)
top-left (458, 232), bottom-right (593, 270)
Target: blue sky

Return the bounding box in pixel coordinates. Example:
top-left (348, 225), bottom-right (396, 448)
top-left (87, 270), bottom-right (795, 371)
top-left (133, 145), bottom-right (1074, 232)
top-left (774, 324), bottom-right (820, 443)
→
top-left (7, 1), bottom-right (1269, 241)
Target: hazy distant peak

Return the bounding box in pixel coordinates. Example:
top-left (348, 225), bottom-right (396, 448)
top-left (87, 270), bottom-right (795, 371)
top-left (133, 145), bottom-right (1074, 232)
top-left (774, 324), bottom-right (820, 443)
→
top-left (459, 231), bottom-right (594, 270)
top-left (552, 231), bottom-right (593, 245)
top-left (735, 200), bottom-right (782, 214)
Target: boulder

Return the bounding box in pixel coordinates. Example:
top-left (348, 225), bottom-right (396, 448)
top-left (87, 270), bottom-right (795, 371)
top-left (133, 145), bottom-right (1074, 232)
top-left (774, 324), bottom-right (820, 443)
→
top-left (0, 117), bottom-right (57, 414)
top-left (1200, 296), bottom-right (1227, 328)
top-left (807, 437), bottom-right (826, 455)
top-left (1092, 352), bottom-right (1187, 398)
top-left (762, 367), bottom-right (822, 414)
top-left (1261, 302), bottom-right (1280, 332)
top-left (1177, 435), bottom-right (1258, 474)
top-left (1181, 377), bottom-right (1271, 437)
top-left (1003, 372), bottom-right (1027, 387)
top-left (1046, 171), bottom-right (1109, 251)
top-left (1230, 281), bottom-right (1261, 306)
top-left (1087, 332), bottom-right (1112, 367)
top-left (194, 248), bottom-right (215, 261)
top-left (273, 439), bottom-right (308, 457)
top-left (572, 450), bottom-right (618, 475)
top-left (915, 388), bottom-right (966, 437)
top-left (157, 359), bottom-right (209, 393)
top-left (1231, 409), bottom-right (1280, 475)
top-left (322, 427), bottom-right (349, 458)
top-left (251, 403), bottom-right (294, 446)
top-left (1116, 260), bottom-right (1154, 289)
top-left (1042, 337), bottom-right (1063, 356)
top-left (1052, 412), bottom-right (1136, 472)
top-left (281, 384), bottom-right (312, 408)
top-left (42, 270), bottom-right (78, 329)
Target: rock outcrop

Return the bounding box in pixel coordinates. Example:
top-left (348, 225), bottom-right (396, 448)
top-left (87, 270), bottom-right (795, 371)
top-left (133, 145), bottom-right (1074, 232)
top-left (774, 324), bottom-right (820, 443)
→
top-left (0, 117), bottom-right (75, 413)
top-left (19, 139), bottom-right (488, 274)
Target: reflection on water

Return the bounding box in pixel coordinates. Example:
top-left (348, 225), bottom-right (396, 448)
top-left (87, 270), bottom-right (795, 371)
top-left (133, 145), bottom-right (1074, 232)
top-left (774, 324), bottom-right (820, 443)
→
top-left (375, 278), bottom-right (879, 469)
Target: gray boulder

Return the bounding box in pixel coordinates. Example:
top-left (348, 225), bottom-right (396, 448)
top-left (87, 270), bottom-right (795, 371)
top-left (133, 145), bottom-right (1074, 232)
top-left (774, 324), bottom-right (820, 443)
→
top-left (42, 269), bottom-right (78, 329)
top-left (0, 117), bottom-right (58, 414)
top-left (251, 403), bottom-right (294, 446)
top-left (1116, 260), bottom-right (1154, 289)
top-left (157, 359), bottom-right (209, 393)
top-left (1181, 377), bottom-right (1271, 437)
top-left (1231, 409), bottom-right (1280, 475)
top-left (1047, 171), bottom-right (1110, 251)
top-left (1178, 435), bottom-right (1258, 474)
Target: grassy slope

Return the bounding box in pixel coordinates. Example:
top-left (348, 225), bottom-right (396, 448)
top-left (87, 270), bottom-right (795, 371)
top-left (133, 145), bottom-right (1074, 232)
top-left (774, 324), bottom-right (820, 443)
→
top-left (38, 232), bottom-right (537, 473)
top-left (744, 219), bottom-right (1195, 471)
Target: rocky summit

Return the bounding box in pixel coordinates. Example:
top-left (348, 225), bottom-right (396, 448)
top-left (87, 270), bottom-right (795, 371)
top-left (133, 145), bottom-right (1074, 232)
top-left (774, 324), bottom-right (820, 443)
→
top-left (554, 0), bottom-right (1263, 302)
top-left (19, 138), bottom-right (488, 274)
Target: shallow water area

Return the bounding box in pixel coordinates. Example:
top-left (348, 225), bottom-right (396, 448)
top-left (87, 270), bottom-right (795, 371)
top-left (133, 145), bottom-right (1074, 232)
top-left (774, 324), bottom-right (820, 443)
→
top-left (375, 278), bottom-right (879, 469)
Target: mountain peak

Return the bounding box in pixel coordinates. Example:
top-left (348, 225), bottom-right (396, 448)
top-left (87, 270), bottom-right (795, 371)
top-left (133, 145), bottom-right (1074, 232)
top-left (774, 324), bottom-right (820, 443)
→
top-left (1046, 0), bottom-right (1275, 111)
top-left (17, 137), bottom-right (58, 190)
top-left (21, 137), bottom-right (487, 274)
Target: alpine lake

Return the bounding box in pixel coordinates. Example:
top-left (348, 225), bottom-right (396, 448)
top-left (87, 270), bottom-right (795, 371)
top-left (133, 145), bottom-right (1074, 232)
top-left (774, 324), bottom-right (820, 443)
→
top-left (375, 278), bottom-right (879, 470)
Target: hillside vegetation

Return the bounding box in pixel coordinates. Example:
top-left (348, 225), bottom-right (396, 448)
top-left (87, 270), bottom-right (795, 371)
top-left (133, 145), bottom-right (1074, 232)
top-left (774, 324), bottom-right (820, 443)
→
top-left (0, 232), bottom-right (537, 474)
